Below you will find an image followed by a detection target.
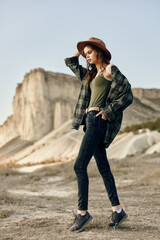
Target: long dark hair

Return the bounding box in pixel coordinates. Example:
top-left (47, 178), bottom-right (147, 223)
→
top-left (84, 44), bottom-right (110, 85)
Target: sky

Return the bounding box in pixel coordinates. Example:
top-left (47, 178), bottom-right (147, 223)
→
top-left (0, 0), bottom-right (160, 125)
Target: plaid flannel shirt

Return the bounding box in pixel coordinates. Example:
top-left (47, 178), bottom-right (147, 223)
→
top-left (65, 56), bottom-right (133, 148)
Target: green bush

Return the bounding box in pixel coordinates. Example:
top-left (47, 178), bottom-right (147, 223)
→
top-left (122, 118), bottom-right (160, 133)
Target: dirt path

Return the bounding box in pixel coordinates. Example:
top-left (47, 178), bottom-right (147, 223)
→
top-left (0, 153), bottom-right (160, 240)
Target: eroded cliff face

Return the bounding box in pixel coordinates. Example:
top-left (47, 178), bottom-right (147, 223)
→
top-left (0, 69), bottom-right (80, 148)
top-left (0, 115), bottom-right (18, 148)
top-left (132, 88), bottom-right (160, 99)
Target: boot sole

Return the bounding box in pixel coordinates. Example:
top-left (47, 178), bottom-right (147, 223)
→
top-left (77, 215), bottom-right (93, 232)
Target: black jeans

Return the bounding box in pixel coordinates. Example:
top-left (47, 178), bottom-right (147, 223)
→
top-left (74, 111), bottom-right (120, 210)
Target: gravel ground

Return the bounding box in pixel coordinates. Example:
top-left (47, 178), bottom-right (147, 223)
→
top-left (0, 152), bottom-right (160, 240)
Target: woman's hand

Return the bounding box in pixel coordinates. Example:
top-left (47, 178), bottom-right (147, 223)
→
top-left (95, 111), bottom-right (107, 120)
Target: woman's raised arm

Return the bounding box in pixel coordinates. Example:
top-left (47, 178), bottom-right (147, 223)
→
top-left (72, 50), bottom-right (81, 57)
top-left (65, 50), bottom-right (87, 81)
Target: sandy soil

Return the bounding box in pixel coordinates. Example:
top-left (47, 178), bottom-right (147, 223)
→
top-left (0, 152), bottom-right (160, 240)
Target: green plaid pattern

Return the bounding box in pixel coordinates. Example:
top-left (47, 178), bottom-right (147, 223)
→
top-left (65, 56), bottom-right (133, 148)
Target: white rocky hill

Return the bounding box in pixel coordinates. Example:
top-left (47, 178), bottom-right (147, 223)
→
top-left (0, 68), bottom-right (160, 166)
top-left (0, 69), bottom-right (80, 148)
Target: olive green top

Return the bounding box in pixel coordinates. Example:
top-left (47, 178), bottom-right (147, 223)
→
top-left (88, 73), bottom-right (112, 108)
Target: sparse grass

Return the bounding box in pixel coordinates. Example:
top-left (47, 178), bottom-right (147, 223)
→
top-left (0, 209), bottom-right (15, 219)
top-left (121, 118), bottom-right (160, 133)
top-left (15, 158), bottom-right (60, 167)
top-left (0, 191), bottom-right (22, 206)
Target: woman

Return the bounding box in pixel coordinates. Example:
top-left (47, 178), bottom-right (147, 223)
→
top-left (65, 37), bottom-right (133, 232)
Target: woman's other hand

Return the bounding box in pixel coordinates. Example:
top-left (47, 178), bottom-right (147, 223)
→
top-left (95, 111), bottom-right (107, 120)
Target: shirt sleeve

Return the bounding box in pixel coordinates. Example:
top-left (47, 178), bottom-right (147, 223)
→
top-left (64, 56), bottom-right (87, 81)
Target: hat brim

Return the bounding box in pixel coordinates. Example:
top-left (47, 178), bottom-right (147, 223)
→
top-left (77, 40), bottom-right (111, 60)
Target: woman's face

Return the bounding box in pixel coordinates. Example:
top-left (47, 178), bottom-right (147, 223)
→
top-left (83, 46), bottom-right (99, 65)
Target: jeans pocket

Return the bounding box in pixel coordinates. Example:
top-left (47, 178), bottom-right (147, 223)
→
top-left (86, 113), bottom-right (99, 128)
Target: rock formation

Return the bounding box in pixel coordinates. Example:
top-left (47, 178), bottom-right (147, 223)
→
top-left (132, 88), bottom-right (160, 100)
top-left (0, 68), bottom-right (160, 153)
top-left (0, 69), bottom-right (80, 148)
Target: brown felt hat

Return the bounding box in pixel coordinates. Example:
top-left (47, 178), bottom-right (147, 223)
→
top-left (77, 37), bottom-right (111, 60)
